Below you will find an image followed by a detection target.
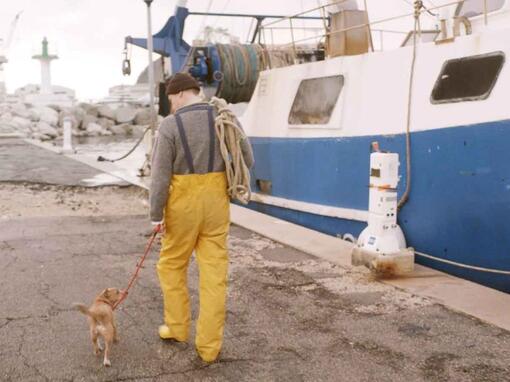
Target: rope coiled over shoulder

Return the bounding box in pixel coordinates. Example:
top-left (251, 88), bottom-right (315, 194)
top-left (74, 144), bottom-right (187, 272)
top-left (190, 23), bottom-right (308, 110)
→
top-left (209, 97), bottom-right (251, 205)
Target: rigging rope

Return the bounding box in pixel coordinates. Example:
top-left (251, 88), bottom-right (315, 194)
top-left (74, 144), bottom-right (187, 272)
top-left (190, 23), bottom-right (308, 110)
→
top-left (209, 96), bottom-right (251, 205)
top-left (393, 2), bottom-right (509, 276)
top-left (402, 0), bottom-right (437, 17)
top-left (415, 252), bottom-right (510, 275)
top-left (398, 0), bottom-right (422, 209)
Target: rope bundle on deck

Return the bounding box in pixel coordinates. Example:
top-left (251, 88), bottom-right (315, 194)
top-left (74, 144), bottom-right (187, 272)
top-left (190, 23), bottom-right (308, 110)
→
top-left (209, 96), bottom-right (251, 205)
top-left (215, 44), bottom-right (294, 103)
top-left (215, 44), bottom-right (260, 103)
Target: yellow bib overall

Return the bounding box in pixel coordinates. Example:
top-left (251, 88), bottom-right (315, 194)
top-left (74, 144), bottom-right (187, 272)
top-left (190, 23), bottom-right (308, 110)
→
top-left (156, 106), bottom-right (230, 363)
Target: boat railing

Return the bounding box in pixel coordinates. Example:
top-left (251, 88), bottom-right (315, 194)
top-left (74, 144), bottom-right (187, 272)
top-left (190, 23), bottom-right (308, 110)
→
top-left (259, 0), bottom-right (483, 55)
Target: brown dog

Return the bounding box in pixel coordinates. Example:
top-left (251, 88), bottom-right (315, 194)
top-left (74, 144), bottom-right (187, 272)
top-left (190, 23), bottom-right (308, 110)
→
top-left (74, 288), bottom-right (123, 367)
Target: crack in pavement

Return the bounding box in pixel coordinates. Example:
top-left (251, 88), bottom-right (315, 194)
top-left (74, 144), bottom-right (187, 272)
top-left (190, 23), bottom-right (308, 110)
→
top-left (2, 315), bottom-right (41, 322)
top-left (3, 184), bottom-right (510, 381)
top-left (0, 320), bottom-right (10, 330)
top-left (17, 327), bottom-right (51, 382)
top-left (38, 281), bottom-right (62, 308)
top-left (110, 356), bottom-right (297, 381)
top-left (0, 245), bottom-right (18, 271)
top-left (0, 240), bottom-right (15, 251)
top-left (119, 309), bottom-right (160, 350)
top-left (264, 281), bottom-right (317, 290)
top-left (1, 307), bottom-right (75, 323)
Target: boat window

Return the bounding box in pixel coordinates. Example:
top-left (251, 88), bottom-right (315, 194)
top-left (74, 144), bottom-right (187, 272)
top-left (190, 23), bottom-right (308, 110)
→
top-left (456, 0), bottom-right (506, 18)
top-left (431, 52), bottom-right (505, 104)
top-left (288, 75), bottom-right (344, 125)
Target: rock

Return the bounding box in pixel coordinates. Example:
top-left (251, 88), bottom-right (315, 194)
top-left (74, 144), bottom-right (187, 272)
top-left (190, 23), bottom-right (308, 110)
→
top-left (0, 121), bottom-right (17, 135)
top-left (97, 105), bottom-right (116, 120)
top-left (59, 106), bottom-right (86, 129)
top-left (72, 128), bottom-right (85, 137)
top-left (78, 102), bottom-right (91, 110)
top-left (85, 122), bottom-right (104, 136)
top-left (84, 122), bottom-right (111, 136)
top-left (28, 109), bottom-right (41, 122)
top-left (108, 125), bottom-right (124, 135)
top-left (58, 111), bottom-right (79, 130)
top-left (88, 106), bottom-right (99, 118)
top-left (11, 116), bottom-right (32, 131)
top-left (35, 121), bottom-right (58, 138)
top-left (97, 117), bottom-right (115, 131)
top-left (72, 107), bottom-right (86, 127)
top-left (108, 123), bottom-right (133, 135)
top-left (0, 112), bottom-right (13, 121)
top-left (117, 123), bottom-right (134, 135)
top-left (115, 106), bottom-right (137, 124)
top-left (132, 124), bottom-right (149, 135)
top-left (10, 103), bottom-right (31, 119)
top-left (78, 102), bottom-right (99, 117)
top-left (32, 106), bottom-right (59, 126)
top-left (134, 107), bottom-right (153, 125)
top-left (31, 132), bottom-right (52, 141)
top-left (81, 114), bottom-right (98, 129)
top-left (47, 104), bottom-right (63, 113)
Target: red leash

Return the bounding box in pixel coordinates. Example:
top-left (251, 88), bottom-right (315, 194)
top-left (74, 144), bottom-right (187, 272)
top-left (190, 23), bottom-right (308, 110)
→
top-left (113, 224), bottom-right (161, 310)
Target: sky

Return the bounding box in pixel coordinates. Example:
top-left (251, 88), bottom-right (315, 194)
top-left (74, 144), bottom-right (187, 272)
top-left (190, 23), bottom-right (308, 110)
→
top-left (0, 0), bottom-right (431, 101)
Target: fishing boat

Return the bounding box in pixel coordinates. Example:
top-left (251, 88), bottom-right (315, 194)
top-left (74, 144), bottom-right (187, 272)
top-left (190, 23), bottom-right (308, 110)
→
top-left (126, 0), bottom-right (510, 293)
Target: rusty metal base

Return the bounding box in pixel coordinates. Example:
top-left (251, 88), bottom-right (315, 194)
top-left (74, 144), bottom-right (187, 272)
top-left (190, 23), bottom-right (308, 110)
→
top-left (351, 247), bottom-right (415, 276)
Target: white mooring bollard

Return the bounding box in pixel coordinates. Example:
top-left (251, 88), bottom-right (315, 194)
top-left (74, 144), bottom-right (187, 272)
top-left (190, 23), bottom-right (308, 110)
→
top-left (351, 149), bottom-right (414, 275)
top-left (61, 117), bottom-right (75, 154)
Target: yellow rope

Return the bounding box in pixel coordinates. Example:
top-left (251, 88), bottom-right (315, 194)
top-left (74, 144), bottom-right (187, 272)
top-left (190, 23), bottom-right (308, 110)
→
top-left (209, 97), bottom-right (251, 205)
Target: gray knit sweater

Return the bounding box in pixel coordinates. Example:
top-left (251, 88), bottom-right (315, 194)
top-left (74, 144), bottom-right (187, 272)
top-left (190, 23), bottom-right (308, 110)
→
top-left (149, 102), bottom-right (254, 222)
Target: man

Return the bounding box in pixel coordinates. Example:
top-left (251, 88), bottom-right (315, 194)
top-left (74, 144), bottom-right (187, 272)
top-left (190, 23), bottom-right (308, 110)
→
top-left (149, 72), bottom-right (254, 363)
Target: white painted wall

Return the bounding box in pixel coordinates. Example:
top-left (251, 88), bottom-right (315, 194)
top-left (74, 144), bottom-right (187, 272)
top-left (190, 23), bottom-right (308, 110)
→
top-left (241, 6), bottom-right (510, 139)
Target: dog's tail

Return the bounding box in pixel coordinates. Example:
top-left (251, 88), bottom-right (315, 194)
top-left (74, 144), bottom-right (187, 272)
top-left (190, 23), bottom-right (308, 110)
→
top-left (72, 303), bottom-right (91, 316)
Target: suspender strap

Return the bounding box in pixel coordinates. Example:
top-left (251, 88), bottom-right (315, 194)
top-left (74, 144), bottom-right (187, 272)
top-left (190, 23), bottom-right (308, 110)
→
top-left (207, 107), bottom-right (215, 172)
top-left (174, 113), bottom-right (195, 174)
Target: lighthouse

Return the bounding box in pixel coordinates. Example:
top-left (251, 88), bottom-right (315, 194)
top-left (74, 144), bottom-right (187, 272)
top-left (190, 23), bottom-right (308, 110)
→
top-left (24, 37), bottom-right (74, 106)
top-left (32, 37), bottom-right (58, 94)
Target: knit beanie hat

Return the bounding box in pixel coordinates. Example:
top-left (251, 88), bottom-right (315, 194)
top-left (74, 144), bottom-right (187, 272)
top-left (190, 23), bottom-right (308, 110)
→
top-left (165, 72), bottom-right (200, 95)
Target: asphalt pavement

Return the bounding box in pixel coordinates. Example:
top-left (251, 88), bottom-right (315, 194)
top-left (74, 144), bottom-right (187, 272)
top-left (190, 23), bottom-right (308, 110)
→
top-left (1, 138), bottom-right (509, 381)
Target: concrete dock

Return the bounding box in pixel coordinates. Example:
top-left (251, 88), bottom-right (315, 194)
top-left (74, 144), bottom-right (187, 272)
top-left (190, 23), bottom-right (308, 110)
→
top-left (1, 138), bottom-right (510, 381)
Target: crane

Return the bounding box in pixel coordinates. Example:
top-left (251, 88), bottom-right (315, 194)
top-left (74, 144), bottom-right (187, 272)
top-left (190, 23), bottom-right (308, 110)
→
top-left (0, 11), bottom-right (23, 96)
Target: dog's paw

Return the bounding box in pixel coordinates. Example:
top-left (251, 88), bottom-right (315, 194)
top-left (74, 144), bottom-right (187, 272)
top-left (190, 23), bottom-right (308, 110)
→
top-left (103, 358), bottom-right (111, 367)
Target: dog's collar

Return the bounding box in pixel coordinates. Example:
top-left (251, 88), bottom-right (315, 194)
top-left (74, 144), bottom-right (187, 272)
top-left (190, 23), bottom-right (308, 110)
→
top-left (97, 297), bottom-right (115, 308)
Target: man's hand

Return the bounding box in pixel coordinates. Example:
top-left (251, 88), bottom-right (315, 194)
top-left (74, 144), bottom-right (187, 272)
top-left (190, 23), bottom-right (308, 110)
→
top-left (152, 221), bottom-right (166, 234)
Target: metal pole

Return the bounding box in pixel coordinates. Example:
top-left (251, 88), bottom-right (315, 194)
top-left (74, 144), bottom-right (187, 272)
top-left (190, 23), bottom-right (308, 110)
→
top-left (483, 0), bottom-right (488, 25)
top-left (363, 0), bottom-right (374, 52)
top-left (317, 2), bottom-right (329, 57)
top-left (142, 0), bottom-right (156, 177)
top-left (289, 17), bottom-right (297, 64)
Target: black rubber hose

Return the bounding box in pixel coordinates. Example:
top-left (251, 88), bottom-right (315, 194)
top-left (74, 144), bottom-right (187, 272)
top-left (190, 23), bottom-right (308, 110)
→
top-left (97, 126), bottom-right (151, 163)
